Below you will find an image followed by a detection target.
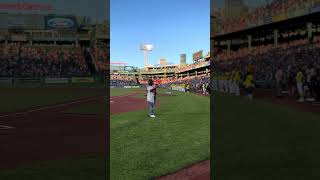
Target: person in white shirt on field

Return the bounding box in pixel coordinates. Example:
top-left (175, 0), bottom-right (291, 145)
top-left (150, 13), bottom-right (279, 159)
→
top-left (146, 79), bottom-right (159, 118)
top-left (202, 83), bottom-right (206, 95)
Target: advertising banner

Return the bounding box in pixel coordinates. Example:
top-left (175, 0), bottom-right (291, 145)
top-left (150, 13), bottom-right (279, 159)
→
top-left (0, 3), bottom-right (53, 11)
top-left (123, 86), bottom-right (140, 89)
top-left (71, 77), bottom-right (94, 83)
top-left (193, 50), bottom-right (203, 61)
top-left (45, 15), bottom-right (77, 30)
top-left (16, 78), bottom-right (41, 83)
top-left (45, 78), bottom-right (69, 84)
top-left (7, 14), bottom-right (45, 29)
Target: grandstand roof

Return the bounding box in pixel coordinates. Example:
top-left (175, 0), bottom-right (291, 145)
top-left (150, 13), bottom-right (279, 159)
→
top-left (213, 12), bottom-right (320, 41)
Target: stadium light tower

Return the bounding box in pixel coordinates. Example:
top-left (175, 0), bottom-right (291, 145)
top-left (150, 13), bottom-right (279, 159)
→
top-left (140, 44), bottom-right (154, 69)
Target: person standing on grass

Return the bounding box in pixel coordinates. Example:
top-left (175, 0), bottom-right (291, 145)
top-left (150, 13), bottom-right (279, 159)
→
top-left (243, 68), bottom-right (255, 100)
top-left (311, 67), bottom-right (320, 103)
top-left (275, 67), bottom-right (283, 97)
top-left (202, 83), bottom-right (206, 95)
top-left (146, 79), bottom-right (159, 118)
top-left (233, 69), bottom-right (241, 96)
top-left (296, 69), bottom-right (304, 102)
top-left (186, 83), bottom-right (190, 93)
top-left (206, 82), bottom-right (210, 95)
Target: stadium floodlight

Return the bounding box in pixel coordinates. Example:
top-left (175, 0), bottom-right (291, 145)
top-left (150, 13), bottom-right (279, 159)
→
top-left (140, 44), bottom-right (154, 69)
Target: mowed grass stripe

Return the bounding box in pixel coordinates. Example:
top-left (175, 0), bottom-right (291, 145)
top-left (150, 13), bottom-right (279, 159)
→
top-left (0, 85), bottom-right (106, 113)
top-left (65, 88), bottom-right (139, 114)
top-left (212, 92), bottom-right (320, 180)
top-left (110, 88), bottom-right (139, 97)
top-left (111, 90), bottom-right (210, 180)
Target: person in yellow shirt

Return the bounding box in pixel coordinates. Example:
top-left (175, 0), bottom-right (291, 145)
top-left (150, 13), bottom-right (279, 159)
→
top-left (243, 69), bottom-right (255, 100)
top-left (186, 84), bottom-right (190, 93)
top-left (296, 70), bottom-right (304, 102)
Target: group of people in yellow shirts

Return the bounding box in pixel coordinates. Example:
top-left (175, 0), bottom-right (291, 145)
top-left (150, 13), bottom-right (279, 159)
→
top-left (212, 65), bottom-right (320, 102)
top-left (170, 84), bottom-right (189, 92)
top-left (295, 67), bottom-right (320, 103)
top-left (212, 66), bottom-right (255, 100)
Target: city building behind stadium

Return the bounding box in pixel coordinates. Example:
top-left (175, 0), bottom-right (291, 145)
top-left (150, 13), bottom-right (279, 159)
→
top-left (110, 51), bottom-right (210, 93)
top-left (0, 6), bottom-right (109, 84)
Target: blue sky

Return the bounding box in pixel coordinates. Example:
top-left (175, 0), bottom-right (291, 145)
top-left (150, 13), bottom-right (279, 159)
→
top-left (111, 0), bottom-right (210, 68)
top-left (0, 0), bottom-right (109, 22)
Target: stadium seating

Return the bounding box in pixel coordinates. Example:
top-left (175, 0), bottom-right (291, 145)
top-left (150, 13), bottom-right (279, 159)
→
top-left (214, 0), bottom-right (316, 35)
top-left (110, 74), bottom-right (139, 86)
top-left (213, 36), bottom-right (320, 101)
top-left (0, 43), bottom-right (90, 77)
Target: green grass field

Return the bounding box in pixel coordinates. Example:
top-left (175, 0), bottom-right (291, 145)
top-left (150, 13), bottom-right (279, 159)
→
top-left (4, 84), bottom-right (320, 180)
top-left (65, 88), bottom-right (138, 114)
top-left (212, 92), bottom-right (320, 180)
top-left (0, 84), bottom-right (108, 180)
top-left (110, 87), bottom-right (139, 97)
top-left (111, 89), bottom-right (210, 180)
top-left (0, 84), bottom-right (106, 113)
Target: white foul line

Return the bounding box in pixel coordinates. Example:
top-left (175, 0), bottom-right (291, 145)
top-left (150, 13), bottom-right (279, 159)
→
top-left (0, 93), bottom-right (136, 120)
top-left (110, 93), bottom-right (138, 100)
top-left (0, 96), bottom-right (105, 119)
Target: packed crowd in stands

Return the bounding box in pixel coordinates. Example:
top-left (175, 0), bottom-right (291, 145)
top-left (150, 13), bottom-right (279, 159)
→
top-left (0, 43), bottom-right (90, 77)
top-left (178, 60), bottom-right (210, 73)
top-left (214, 0), bottom-right (318, 35)
top-left (110, 74), bottom-right (139, 86)
top-left (91, 48), bottom-right (108, 72)
top-left (212, 36), bottom-right (320, 102)
top-left (159, 74), bottom-right (210, 94)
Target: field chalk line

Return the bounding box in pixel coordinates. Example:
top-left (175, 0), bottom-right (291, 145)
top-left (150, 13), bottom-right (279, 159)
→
top-left (0, 92), bottom-right (138, 120)
top-left (0, 96), bottom-right (105, 119)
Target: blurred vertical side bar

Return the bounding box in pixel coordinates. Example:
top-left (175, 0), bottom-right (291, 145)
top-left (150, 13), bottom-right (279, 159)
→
top-left (0, 0), bottom-right (110, 179)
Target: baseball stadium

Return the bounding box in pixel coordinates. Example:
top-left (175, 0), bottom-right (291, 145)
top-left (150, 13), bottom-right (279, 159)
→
top-left (109, 0), bottom-right (210, 179)
top-left (0, 1), bottom-right (109, 180)
top-left (110, 49), bottom-right (210, 180)
top-left (212, 0), bottom-right (320, 179)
